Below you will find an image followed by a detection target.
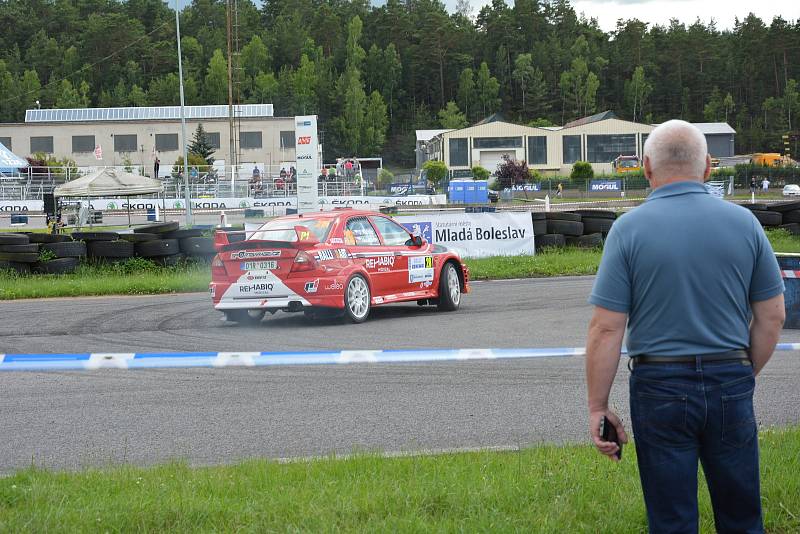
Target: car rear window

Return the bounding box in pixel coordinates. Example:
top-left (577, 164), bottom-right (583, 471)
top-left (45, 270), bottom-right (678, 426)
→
top-left (250, 218), bottom-right (332, 242)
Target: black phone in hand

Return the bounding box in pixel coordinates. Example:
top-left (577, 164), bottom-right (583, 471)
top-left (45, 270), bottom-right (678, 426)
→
top-left (601, 416), bottom-right (623, 460)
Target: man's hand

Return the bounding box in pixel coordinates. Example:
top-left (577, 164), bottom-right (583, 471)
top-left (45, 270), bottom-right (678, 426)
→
top-left (589, 409), bottom-right (628, 461)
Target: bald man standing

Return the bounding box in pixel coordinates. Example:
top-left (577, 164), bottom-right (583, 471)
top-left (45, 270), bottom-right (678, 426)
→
top-left (585, 120), bottom-right (785, 533)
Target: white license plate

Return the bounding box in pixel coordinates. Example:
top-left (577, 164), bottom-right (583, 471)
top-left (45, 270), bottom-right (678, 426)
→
top-left (241, 261), bottom-right (278, 270)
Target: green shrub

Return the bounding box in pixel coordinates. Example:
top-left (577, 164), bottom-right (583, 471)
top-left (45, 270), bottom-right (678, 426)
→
top-left (471, 165), bottom-right (490, 181)
top-left (376, 168), bottom-right (394, 190)
top-left (570, 161), bottom-right (594, 187)
top-left (422, 160), bottom-right (448, 190)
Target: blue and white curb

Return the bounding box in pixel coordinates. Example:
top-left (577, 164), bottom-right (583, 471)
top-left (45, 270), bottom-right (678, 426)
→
top-left (0, 345), bottom-right (796, 372)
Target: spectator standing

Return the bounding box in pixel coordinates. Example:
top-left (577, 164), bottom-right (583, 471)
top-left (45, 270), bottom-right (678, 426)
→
top-left (557, 182), bottom-right (563, 198)
top-left (153, 157), bottom-right (160, 179)
top-left (762, 177), bottom-right (770, 194)
top-left (585, 120), bottom-right (784, 533)
top-left (750, 177), bottom-right (757, 194)
top-left (345, 159), bottom-right (354, 178)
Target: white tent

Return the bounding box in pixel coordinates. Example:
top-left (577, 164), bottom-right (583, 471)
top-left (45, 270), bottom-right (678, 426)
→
top-left (53, 168), bottom-right (165, 227)
top-left (53, 168), bottom-right (163, 197)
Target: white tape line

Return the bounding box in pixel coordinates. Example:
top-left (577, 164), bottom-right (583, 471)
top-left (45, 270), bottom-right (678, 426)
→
top-left (85, 353), bottom-right (135, 370)
top-left (213, 352), bottom-right (259, 367)
top-left (457, 349), bottom-right (496, 360)
top-left (337, 350), bottom-right (380, 364)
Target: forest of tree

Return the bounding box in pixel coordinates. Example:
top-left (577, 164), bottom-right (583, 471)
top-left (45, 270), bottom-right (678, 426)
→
top-left (0, 0), bottom-right (798, 166)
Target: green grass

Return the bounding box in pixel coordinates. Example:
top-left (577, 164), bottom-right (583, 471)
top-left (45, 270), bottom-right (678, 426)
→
top-left (1, 427), bottom-right (797, 532)
top-left (0, 258), bottom-right (211, 300)
top-left (467, 247), bottom-right (603, 279)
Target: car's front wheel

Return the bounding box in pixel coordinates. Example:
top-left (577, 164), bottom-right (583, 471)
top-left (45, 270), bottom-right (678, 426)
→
top-left (224, 309), bottom-right (266, 325)
top-left (437, 262), bottom-right (461, 311)
top-left (344, 274), bottom-right (371, 323)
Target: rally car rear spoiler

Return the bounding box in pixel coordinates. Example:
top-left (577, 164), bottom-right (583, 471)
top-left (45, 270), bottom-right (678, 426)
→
top-left (214, 226), bottom-right (320, 252)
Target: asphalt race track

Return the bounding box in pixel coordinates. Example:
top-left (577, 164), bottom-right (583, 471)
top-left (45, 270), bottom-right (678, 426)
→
top-left (2, 277), bottom-right (799, 473)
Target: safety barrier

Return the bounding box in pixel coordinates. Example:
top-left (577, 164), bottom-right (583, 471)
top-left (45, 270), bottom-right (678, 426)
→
top-left (1, 345), bottom-right (797, 372)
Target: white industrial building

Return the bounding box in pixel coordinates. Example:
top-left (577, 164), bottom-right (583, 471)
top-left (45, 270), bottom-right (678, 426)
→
top-left (0, 104), bottom-right (297, 177)
top-left (419, 111), bottom-right (736, 176)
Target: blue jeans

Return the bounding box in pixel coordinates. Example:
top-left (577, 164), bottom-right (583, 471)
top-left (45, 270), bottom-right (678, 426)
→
top-left (629, 358), bottom-right (763, 534)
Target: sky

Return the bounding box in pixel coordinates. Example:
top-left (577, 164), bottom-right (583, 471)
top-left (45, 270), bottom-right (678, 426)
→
top-left (454, 0), bottom-right (798, 32)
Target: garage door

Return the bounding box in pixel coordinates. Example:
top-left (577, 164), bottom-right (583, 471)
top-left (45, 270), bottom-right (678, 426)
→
top-left (480, 151), bottom-right (514, 175)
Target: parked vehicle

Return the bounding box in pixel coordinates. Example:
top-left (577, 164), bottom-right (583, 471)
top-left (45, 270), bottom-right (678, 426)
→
top-left (783, 184), bottom-right (800, 196)
top-left (612, 155), bottom-right (641, 174)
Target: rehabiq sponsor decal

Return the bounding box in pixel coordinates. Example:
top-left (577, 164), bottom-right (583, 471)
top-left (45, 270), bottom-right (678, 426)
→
top-left (365, 256), bottom-right (395, 269)
top-left (239, 283), bottom-right (275, 293)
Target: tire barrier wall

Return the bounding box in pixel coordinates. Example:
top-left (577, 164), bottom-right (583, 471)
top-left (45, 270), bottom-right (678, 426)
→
top-left (0, 221), bottom-right (216, 275)
top-left (1, 345), bottom-right (797, 372)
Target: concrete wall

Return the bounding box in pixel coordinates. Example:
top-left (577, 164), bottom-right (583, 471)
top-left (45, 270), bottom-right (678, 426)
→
top-left (0, 117), bottom-right (297, 173)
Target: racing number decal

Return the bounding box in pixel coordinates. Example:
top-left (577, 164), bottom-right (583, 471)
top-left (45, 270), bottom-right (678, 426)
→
top-left (425, 256), bottom-right (433, 269)
top-left (299, 230), bottom-right (310, 240)
top-left (408, 256), bottom-right (435, 283)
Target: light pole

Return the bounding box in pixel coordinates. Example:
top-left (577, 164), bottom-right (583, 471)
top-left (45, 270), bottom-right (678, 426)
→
top-left (175, 0), bottom-right (193, 226)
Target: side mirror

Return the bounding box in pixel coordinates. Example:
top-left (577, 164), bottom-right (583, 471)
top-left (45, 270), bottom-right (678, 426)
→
top-left (406, 235), bottom-right (424, 247)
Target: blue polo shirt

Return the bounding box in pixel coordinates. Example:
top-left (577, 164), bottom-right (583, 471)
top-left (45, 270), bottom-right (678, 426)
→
top-left (589, 181), bottom-right (784, 357)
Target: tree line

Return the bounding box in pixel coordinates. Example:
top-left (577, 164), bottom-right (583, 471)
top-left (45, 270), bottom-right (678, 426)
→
top-left (0, 0), bottom-right (798, 166)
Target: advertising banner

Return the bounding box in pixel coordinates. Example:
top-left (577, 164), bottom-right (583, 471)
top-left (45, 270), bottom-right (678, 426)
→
top-left (294, 115), bottom-right (319, 214)
top-left (395, 212), bottom-right (535, 258)
top-left (0, 201), bottom-right (44, 212)
top-left (508, 184), bottom-right (540, 191)
top-left (589, 180), bottom-right (622, 192)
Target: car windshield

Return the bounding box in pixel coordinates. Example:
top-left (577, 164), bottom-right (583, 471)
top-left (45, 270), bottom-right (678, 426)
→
top-left (249, 218), bottom-right (332, 242)
top-left (618, 159), bottom-right (638, 168)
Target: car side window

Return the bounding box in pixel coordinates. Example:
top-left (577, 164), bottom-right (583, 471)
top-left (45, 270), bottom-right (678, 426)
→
top-left (345, 217), bottom-right (381, 246)
top-left (370, 216), bottom-right (411, 246)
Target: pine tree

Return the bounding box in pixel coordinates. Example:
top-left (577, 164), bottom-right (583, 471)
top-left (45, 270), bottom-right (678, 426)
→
top-left (188, 123), bottom-right (215, 165)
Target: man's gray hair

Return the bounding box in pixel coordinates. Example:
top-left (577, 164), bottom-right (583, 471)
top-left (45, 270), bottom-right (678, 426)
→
top-left (643, 120), bottom-right (708, 178)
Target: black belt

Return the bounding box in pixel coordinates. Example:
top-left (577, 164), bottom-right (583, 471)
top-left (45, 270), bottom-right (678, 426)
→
top-left (631, 350), bottom-right (750, 366)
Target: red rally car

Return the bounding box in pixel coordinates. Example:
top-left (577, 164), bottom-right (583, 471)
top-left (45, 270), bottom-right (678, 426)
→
top-left (210, 209), bottom-right (470, 324)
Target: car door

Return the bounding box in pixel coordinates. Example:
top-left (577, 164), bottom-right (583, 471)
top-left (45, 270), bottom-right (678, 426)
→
top-left (369, 215), bottom-right (434, 295)
top-left (344, 216), bottom-right (395, 298)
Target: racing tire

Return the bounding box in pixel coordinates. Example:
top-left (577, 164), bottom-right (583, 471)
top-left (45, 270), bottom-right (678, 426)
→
top-left (164, 228), bottom-right (204, 240)
top-left (224, 309), bottom-right (266, 325)
top-left (739, 203), bottom-right (769, 211)
top-left (0, 244), bottom-right (39, 253)
top-left (536, 234), bottom-right (566, 249)
top-left (134, 239), bottom-right (180, 257)
top-left (87, 239), bottom-right (135, 258)
top-left (0, 260), bottom-right (31, 274)
top-left (41, 241), bottom-right (87, 258)
top-left (546, 219), bottom-right (584, 236)
top-left (343, 274), bottom-right (371, 323)
top-left (544, 212), bottom-right (582, 222)
top-left (779, 223), bottom-right (800, 235)
top-left (533, 219), bottom-right (547, 235)
top-left (437, 262), bottom-right (461, 312)
top-left (531, 212), bottom-right (546, 221)
top-left (581, 217), bottom-right (614, 234)
top-left (750, 210), bottom-right (782, 227)
top-left (119, 233), bottom-right (160, 243)
top-left (766, 200), bottom-right (800, 213)
top-left (781, 210), bottom-right (800, 224)
top-left (0, 251), bottom-right (38, 263)
top-left (34, 257), bottom-right (80, 274)
top-left (133, 221), bottom-right (180, 234)
top-left (566, 233), bottom-right (604, 248)
top-left (569, 209), bottom-right (617, 220)
top-left (0, 233), bottom-right (29, 245)
top-left (71, 232), bottom-right (119, 242)
top-left (26, 233), bottom-right (72, 243)
top-left (180, 236), bottom-right (216, 256)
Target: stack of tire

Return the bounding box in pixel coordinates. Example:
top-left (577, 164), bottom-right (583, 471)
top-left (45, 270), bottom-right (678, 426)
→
top-left (73, 231), bottom-right (132, 264)
top-left (534, 210), bottom-right (617, 251)
top-left (37, 234), bottom-right (86, 273)
top-left (741, 201), bottom-right (800, 235)
top-left (126, 221), bottom-right (215, 265)
top-left (0, 233), bottom-right (40, 274)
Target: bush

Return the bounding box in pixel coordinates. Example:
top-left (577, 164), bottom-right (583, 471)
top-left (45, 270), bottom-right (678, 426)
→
top-left (377, 168), bottom-right (394, 190)
top-left (570, 161), bottom-right (594, 187)
top-left (422, 160), bottom-right (448, 190)
top-left (495, 158), bottom-right (531, 189)
top-left (471, 165), bottom-right (490, 181)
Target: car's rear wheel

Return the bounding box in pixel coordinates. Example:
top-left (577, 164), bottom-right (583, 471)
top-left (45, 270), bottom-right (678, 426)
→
top-left (344, 275), bottom-right (370, 323)
top-left (437, 262), bottom-right (461, 311)
top-left (224, 309), bottom-right (265, 325)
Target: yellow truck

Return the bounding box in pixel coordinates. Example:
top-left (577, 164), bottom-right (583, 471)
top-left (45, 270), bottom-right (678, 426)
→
top-left (751, 153), bottom-right (786, 167)
top-left (612, 155), bottom-right (641, 174)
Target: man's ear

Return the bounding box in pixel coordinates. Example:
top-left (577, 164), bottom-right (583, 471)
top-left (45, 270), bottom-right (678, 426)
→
top-left (643, 156), bottom-right (655, 187)
top-left (703, 154), bottom-right (712, 181)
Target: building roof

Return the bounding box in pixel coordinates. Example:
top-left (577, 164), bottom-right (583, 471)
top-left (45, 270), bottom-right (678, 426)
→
top-left (416, 129), bottom-right (452, 142)
top-left (563, 110), bottom-right (617, 128)
top-left (691, 122), bottom-right (736, 135)
top-left (474, 112), bottom-right (507, 126)
top-left (25, 104), bottom-right (274, 123)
